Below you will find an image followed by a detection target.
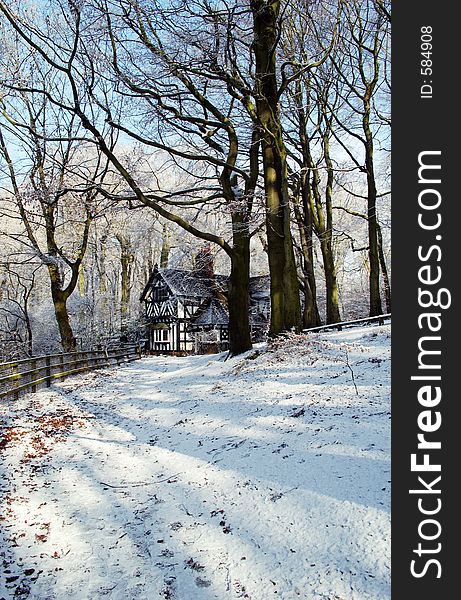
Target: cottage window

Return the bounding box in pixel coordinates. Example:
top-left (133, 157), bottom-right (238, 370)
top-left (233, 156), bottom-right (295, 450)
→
top-left (152, 286), bottom-right (168, 302)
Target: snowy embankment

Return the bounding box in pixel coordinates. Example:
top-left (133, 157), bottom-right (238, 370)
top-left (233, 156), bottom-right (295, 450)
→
top-left (0, 326), bottom-right (391, 600)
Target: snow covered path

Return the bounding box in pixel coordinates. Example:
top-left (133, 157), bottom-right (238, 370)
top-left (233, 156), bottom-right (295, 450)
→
top-left (1, 326), bottom-right (391, 600)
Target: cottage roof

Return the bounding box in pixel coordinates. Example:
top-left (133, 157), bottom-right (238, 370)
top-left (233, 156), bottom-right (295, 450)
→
top-left (140, 267), bottom-right (270, 303)
top-left (190, 297), bottom-right (229, 328)
top-left (140, 267), bottom-right (227, 301)
top-left (161, 268), bottom-right (228, 298)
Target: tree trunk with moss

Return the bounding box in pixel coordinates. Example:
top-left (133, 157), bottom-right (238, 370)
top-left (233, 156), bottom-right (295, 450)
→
top-left (296, 90), bottom-right (321, 329)
top-left (319, 237), bottom-right (341, 324)
top-left (227, 217), bottom-right (252, 355)
top-left (377, 221), bottom-right (391, 313)
top-left (49, 265), bottom-right (76, 352)
top-left (251, 0), bottom-right (301, 336)
top-left (293, 190), bottom-right (321, 328)
top-left (308, 130), bottom-right (341, 325)
top-left (364, 102), bottom-right (383, 316)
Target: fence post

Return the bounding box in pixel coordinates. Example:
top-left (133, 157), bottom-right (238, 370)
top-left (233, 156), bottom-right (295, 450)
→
top-left (13, 362), bottom-right (19, 400)
top-left (31, 359), bottom-right (37, 393)
top-left (45, 356), bottom-right (51, 387)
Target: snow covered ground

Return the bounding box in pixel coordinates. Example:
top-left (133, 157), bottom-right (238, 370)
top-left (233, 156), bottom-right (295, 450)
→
top-left (0, 325), bottom-right (391, 600)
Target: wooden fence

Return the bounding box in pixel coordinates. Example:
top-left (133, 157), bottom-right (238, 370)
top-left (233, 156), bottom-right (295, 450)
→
top-left (0, 345), bottom-right (142, 400)
top-left (303, 313), bottom-right (391, 334)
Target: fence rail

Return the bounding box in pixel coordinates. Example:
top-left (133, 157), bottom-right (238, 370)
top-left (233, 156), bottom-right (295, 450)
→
top-left (0, 345), bottom-right (142, 400)
top-left (303, 313), bottom-right (391, 334)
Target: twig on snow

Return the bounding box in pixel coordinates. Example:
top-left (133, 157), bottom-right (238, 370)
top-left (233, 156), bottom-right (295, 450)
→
top-left (99, 473), bottom-right (181, 488)
top-left (344, 349), bottom-right (359, 396)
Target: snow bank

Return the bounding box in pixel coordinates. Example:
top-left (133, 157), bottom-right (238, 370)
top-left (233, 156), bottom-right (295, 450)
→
top-left (0, 325), bottom-right (391, 599)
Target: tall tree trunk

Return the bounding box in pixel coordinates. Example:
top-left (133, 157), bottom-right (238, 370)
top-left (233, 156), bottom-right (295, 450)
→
top-left (322, 130), bottom-right (341, 324)
top-left (116, 235), bottom-right (134, 330)
top-left (251, 0), bottom-right (301, 336)
top-left (228, 219), bottom-right (252, 356)
top-left (120, 251), bottom-right (133, 329)
top-left (78, 264), bottom-right (85, 296)
top-left (292, 80), bottom-right (321, 328)
top-left (301, 180), bottom-right (321, 328)
top-left (25, 317), bottom-right (33, 356)
top-left (377, 221), bottom-right (391, 313)
top-left (309, 130), bottom-right (341, 325)
top-left (319, 237), bottom-right (341, 324)
top-left (364, 101), bottom-right (383, 317)
top-left (160, 223), bottom-right (172, 268)
top-left (23, 297), bottom-right (33, 357)
top-left (49, 267), bottom-right (76, 352)
top-left (293, 190), bottom-right (321, 328)
top-left (97, 234), bottom-right (109, 327)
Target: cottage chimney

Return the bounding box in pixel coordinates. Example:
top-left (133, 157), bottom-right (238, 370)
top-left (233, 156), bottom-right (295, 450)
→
top-left (194, 243), bottom-right (214, 278)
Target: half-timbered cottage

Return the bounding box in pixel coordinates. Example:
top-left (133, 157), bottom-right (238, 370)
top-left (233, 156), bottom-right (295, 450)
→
top-left (140, 265), bottom-right (270, 353)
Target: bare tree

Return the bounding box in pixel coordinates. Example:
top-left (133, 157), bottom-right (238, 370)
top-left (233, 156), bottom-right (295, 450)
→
top-left (327, 0), bottom-right (391, 316)
top-left (283, 0), bottom-right (390, 321)
top-left (0, 80), bottom-right (111, 351)
top-left (281, 1), bottom-right (342, 325)
top-left (249, 0), bottom-right (302, 334)
top-left (0, 260), bottom-right (39, 358)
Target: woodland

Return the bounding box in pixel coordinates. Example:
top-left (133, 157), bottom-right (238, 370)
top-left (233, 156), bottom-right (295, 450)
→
top-left (0, 0), bottom-right (391, 359)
